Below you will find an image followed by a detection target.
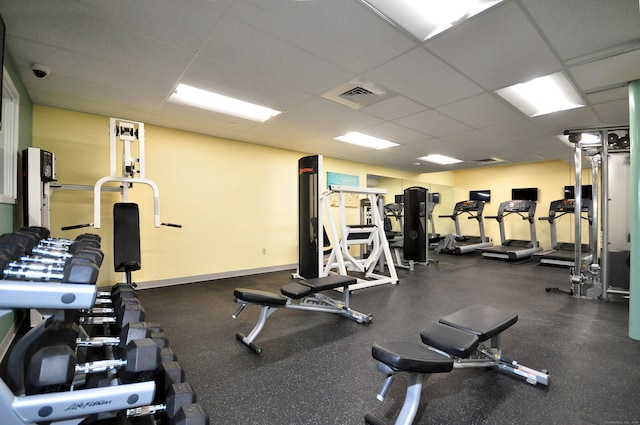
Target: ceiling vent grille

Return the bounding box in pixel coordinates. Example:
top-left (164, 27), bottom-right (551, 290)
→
top-left (339, 86), bottom-right (376, 101)
top-left (469, 157), bottom-right (504, 164)
top-left (322, 80), bottom-right (394, 110)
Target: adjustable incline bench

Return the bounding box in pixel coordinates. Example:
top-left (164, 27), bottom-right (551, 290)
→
top-left (365, 304), bottom-right (549, 425)
top-left (232, 274), bottom-right (373, 353)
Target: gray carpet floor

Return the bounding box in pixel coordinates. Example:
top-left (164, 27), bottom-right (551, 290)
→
top-left (136, 254), bottom-right (639, 425)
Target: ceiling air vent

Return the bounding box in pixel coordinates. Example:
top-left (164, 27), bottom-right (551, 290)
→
top-left (339, 86), bottom-right (376, 101)
top-left (322, 80), bottom-right (394, 110)
top-left (469, 157), bottom-right (504, 164)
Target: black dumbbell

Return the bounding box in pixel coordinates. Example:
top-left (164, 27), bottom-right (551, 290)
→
top-left (54, 300), bottom-right (146, 329)
top-left (0, 242), bottom-right (25, 261)
top-left (32, 239), bottom-right (101, 259)
top-left (172, 403), bottom-right (210, 425)
top-left (0, 232), bottom-right (38, 255)
top-left (126, 382), bottom-right (203, 424)
top-left (26, 338), bottom-right (160, 394)
top-left (2, 255), bottom-right (100, 284)
top-left (15, 226), bottom-right (51, 239)
top-left (37, 318), bottom-right (168, 355)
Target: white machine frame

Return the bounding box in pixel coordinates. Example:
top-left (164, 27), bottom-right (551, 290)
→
top-left (321, 184), bottom-right (398, 290)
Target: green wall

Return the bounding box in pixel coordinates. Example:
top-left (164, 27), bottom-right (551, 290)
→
top-left (0, 51), bottom-right (33, 355)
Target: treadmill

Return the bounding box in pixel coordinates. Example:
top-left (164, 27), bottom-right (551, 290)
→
top-left (438, 200), bottom-right (492, 254)
top-left (534, 199), bottom-right (592, 267)
top-left (479, 200), bottom-right (542, 261)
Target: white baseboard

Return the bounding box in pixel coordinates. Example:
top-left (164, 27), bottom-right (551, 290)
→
top-left (134, 263), bottom-right (298, 290)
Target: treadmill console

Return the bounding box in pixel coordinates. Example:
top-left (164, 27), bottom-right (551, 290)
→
top-left (501, 200), bottom-right (535, 214)
top-left (547, 199), bottom-right (592, 217)
top-left (456, 200), bottom-right (485, 213)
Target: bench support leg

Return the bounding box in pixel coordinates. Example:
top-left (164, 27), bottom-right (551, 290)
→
top-left (396, 373), bottom-right (424, 425)
top-left (235, 305), bottom-right (278, 354)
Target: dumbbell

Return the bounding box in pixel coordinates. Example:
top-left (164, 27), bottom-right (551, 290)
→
top-left (52, 299), bottom-right (147, 329)
top-left (32, 239), bottom-right (101, 260)
top-left (126, 382), bottom-right (207, 425)
top-left (0, 232), bottom-right (39, 255)
top-left (26, 338), bottom-right (160, 394)
top-left (34, 318), bottom-right (168, 355)
top-left (2, 255), bottom-right (100, 284)
top-left (16, 226), bottom-right (101, 248)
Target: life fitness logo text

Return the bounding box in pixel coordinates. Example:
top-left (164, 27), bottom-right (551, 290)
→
top-left (65, 400), bottom-right (112, 411)
top-left (299, 167), bottom-right (315, 175)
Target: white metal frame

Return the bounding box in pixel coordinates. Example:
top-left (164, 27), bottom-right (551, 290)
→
top-left (321, 184), bottom-right (398, 290)
top-left (0, 67), bottom-right (19, 204)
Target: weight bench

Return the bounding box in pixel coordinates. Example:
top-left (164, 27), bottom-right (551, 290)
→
top-left (365, 304), bottom-right (549, 425)
top-left (232, 274), bottom-right (373, 354)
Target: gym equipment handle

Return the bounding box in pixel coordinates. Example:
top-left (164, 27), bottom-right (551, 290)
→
top-left (61, 223), bottom-right (93, 231)
top-left (161, 222), bottom-right (182, 228)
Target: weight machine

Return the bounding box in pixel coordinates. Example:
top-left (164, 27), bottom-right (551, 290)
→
top-left (548, 126), bottom-right (630, 299)
top-left (23, 118), bottom-right (180, 285)
top-left (322, 184), bottom-right (398, 291)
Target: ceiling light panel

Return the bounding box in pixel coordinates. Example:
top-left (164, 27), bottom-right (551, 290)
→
top-left (495, 72), bottom-right (585, 117)
top-left (360, 0), bottom-right (505, 41)
top-left (334, 132), bottom-right (399, 150)
top-left (417, 153), bottom-right (463, 164)
top-left (169, 84), bottom-right (281, 122)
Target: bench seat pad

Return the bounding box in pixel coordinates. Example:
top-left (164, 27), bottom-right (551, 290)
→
top-left (302, 275), bottom-right (357, 292)
top-left (281, 282), bottom-right (313, 299)
top-left (372, 341), bottom-right (453, 374)
top-left (420, 323), bottom-right (479, 358)
top-left (233, 288), bottom-right (287, 306)
top-left (439, 304), bottom-right (517, 342)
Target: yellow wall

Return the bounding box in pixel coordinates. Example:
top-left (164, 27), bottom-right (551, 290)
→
top-left (33, 106), bottom-right (441, 286)
top-left (34, 106), bottom-right (588, 286)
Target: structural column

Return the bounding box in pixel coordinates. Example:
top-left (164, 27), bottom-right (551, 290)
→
top-left (629, 80), bottom-right (640, 340)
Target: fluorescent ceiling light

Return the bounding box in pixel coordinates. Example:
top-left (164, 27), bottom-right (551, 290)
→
top-left (360, 0), bottom-right (505, 40)
top-left (496, 72), bottom-right (585, 117)
top-left (169, 83), bottom-right (281, 122)
top-left (334, 132), bottom-right (399, 150)
top-left (418, 154), bottom-right (463, 165)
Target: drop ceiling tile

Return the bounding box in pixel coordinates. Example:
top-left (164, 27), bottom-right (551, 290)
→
top-left (436, 93), bottom-right (523, 129)
top-left (481, 120), bottom-right (549, 143)
top-left (363, 96), bottom-right (427, 121)
top-left (593, 99), bottom-right (630, 125)
top-left (361, 122), bottom-right (429, 145)
top-left (520, 0), bottom-right (640, 61)
top-left (231, 0), bottom-right (416, 73)
top-left (531, 107), bottom-right (604, 135)
top-left (586, 87), bottom-right (628, 105)
top-left (76, 0), bottom-right (233, 51)
top-left (441, 130), bottom-right (504, 149)
top-left (396, 109), bottom-right (471, 137)
top-left (199, 16), bottom-right (352, 96)
top-left (570, 49), bottom-right (640, 93)
top-left (427, 2), bottom-right (561, 90)
top-left (365, 47), bottom-right (484, 107)
top-left (179, 56), bottom-right (314, 111)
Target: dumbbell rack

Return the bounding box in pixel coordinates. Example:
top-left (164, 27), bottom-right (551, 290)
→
top-left (0, 228), bottom-right (207, 425)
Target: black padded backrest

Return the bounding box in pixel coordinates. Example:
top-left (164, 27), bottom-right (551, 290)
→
top-left (113, 203), bottom-right (141, 272)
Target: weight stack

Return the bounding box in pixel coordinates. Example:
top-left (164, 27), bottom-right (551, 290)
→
top-left (403, 186), bottom-right (427, 263)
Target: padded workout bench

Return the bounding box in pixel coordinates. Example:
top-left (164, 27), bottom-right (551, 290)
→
top-left (365, 304), bottom-right (549, 425)
top-left (233, 274), bottom-right (373, 353)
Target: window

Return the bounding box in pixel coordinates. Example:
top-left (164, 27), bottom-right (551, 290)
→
top-left (0, 67), bottom-right (19, 204)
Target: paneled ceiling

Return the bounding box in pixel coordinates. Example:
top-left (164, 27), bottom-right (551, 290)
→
top-left (0, 0), bottom-right (638, 172)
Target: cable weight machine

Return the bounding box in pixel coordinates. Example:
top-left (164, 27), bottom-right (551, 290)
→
top-left (24, 118), bottom-right (181, 285)
top-left (547, 126), bottom-right (630, 299)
